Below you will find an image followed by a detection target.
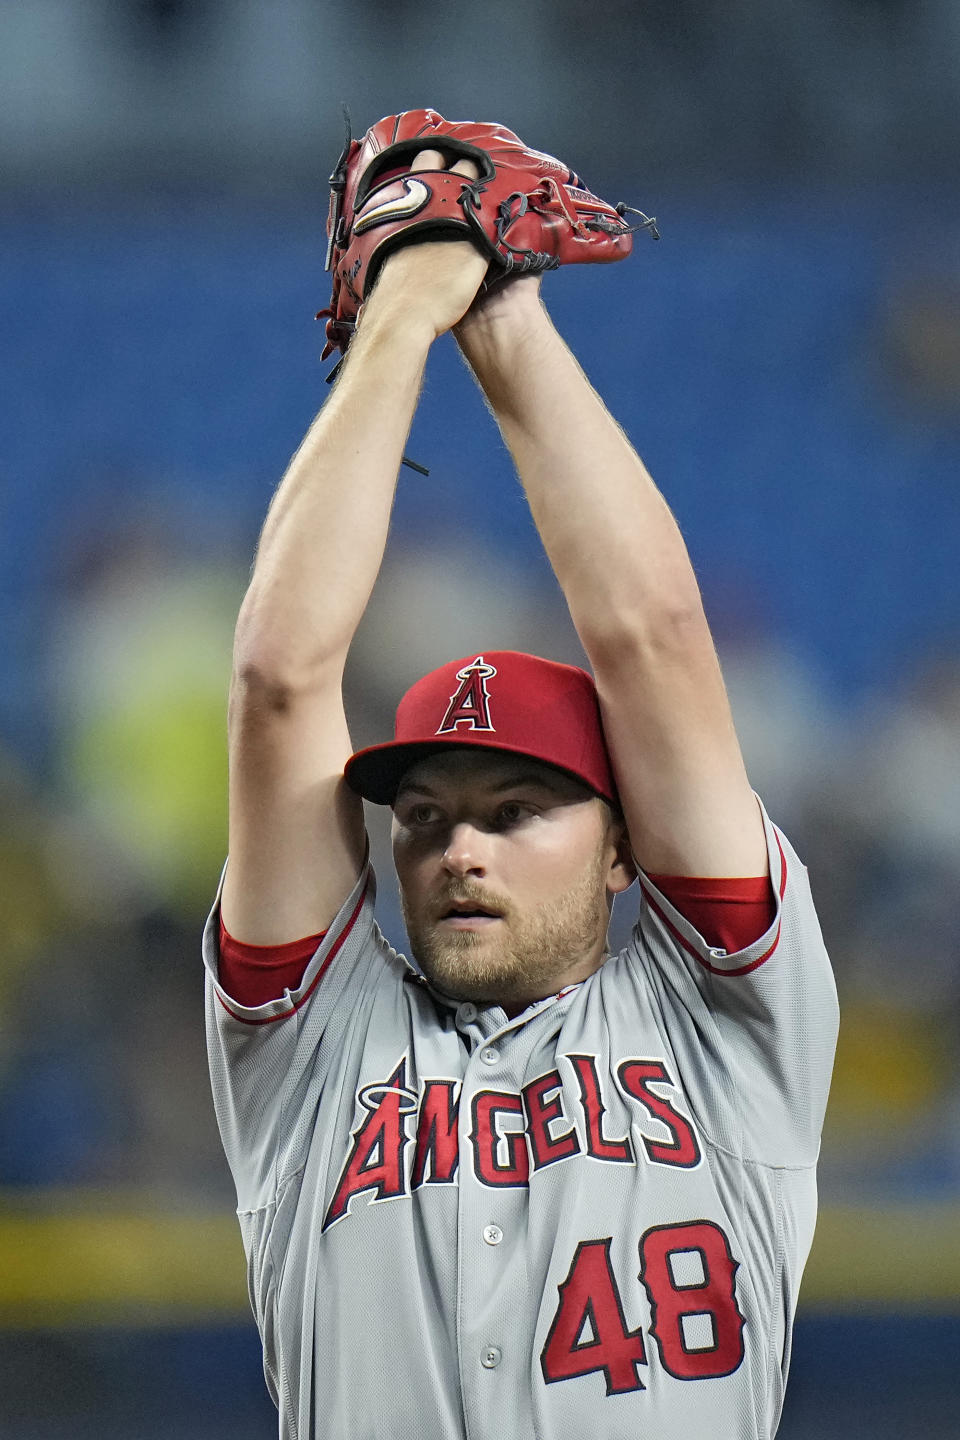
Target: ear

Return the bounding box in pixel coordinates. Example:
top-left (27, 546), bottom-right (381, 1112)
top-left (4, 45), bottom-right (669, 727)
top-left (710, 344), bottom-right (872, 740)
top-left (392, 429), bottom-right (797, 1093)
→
top-left (605, 818), bottom-right (637, 896)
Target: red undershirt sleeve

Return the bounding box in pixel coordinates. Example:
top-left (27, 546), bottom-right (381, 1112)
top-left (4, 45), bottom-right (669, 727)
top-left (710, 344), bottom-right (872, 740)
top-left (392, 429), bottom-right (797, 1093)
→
top-left (219, 877), bottom-right (775, 1002)
top-left (645, 874), bottom-right (776, 955)
top-left (218, 919), bottom-right (328, 1007)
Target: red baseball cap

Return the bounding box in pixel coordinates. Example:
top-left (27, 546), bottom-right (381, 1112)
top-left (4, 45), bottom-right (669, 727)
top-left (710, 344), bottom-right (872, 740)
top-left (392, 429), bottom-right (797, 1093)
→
top-left (344, 650), bottom-right (618, 806)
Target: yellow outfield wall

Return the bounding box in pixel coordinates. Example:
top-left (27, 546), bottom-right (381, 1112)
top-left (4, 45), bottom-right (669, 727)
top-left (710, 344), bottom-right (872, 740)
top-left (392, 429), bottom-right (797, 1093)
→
top-left (0, 1192), bottom-right (958, 1327)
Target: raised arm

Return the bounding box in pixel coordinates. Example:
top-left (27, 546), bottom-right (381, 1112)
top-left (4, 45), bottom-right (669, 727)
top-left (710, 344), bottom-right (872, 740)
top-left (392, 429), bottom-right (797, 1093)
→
top-left (455, 279), bottom-right (767, 878)
top-left (223, 212), bottom-right (487, 944)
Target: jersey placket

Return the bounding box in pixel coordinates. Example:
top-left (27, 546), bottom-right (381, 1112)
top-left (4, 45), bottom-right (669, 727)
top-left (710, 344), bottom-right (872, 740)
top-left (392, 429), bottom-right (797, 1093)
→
top-left (451, 993), bottom-right (580, 1439)
top-left (451, 1002), bottom-right (525, 1438)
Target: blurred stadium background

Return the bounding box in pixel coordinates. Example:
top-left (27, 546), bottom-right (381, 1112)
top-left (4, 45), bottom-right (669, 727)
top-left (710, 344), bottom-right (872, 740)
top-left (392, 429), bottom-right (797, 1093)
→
top-left (1, 2), bottom-right (959, 1436)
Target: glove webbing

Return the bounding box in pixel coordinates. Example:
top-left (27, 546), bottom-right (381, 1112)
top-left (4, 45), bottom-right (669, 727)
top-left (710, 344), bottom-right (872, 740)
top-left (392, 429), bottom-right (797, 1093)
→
top-left (489, 190), bottom-right (560, 275)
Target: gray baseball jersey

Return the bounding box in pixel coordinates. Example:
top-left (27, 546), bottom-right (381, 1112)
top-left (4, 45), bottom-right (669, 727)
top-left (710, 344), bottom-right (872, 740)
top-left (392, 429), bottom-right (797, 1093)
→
top-left (204, 798), bottom-right (837, 1439)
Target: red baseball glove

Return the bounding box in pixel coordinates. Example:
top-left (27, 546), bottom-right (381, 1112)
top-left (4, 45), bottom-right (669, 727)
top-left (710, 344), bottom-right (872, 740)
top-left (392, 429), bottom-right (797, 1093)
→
top-left (317, 108), bottom-right (659, 360)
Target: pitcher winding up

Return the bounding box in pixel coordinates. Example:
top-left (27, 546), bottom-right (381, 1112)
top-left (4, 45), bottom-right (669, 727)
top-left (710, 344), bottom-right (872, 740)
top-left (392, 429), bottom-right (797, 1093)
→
top-left (203, 109), bottom-right (838, 1440)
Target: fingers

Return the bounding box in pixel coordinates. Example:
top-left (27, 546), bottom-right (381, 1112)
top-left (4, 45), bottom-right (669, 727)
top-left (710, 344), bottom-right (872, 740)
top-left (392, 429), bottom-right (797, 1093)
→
top-left (411, 147), bottom-right (480, 182)
top-left (410, 148), bottom-right (447, 172)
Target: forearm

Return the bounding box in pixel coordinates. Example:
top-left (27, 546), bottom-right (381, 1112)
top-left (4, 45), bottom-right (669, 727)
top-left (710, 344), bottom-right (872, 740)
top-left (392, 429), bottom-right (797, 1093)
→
top-left (235, 304), bottom-right (434, 685)
top-left (456, 296), bottom-right (703, 654)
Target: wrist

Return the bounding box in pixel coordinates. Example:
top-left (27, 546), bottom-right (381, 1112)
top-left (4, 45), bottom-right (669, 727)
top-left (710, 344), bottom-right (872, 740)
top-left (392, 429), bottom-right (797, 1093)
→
top-left (454, 279), bottom-right (551, 364)
top-left (356, 284), bottom-right (437, 356)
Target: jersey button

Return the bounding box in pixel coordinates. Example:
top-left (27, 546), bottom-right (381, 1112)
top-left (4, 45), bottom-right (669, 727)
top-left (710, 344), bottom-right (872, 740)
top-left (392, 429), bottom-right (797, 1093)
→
top-left (480, 1046), bottom-right (499, 1065)
top-left (457, 1003), bottom-right (478, 1024)
top-left (481, 1345), bottom-right (502, 1369)
top-left (483, 1224), bottom-right (503, 1246)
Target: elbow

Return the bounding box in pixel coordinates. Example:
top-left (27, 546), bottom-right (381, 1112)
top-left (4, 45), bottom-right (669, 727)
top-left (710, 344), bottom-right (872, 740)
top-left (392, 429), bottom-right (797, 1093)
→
top-left (232, 586), bottom-right (351, 699)
top-left (230, 648), bottom-right (342, 715)
top-left (232, 606), bottom-right (347, 705)
top-left (582, 597), bottom-right (710, 670)
top-left (230, 661), bottom-right (298, 717)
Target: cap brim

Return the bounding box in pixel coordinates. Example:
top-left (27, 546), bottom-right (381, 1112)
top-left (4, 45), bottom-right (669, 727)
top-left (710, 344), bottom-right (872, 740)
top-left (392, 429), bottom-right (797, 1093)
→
top-left (344, 737), bottom-right (615, 807)
top-left (344, 741), bottom-right (462, 806)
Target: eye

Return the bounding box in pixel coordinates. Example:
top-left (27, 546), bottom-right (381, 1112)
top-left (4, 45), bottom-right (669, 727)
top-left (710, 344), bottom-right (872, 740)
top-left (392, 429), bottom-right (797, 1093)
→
top-left (495, 800), bottom-right (533, 827)
top-left (406, 802), bottom-right (440, 826)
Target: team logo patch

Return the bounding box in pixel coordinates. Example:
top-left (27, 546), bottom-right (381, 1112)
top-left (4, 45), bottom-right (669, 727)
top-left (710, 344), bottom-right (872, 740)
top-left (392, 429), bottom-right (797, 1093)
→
top-left (354, 177), bottom-right (431, 235)
top-left (437, 656), bottom-right (498, 734)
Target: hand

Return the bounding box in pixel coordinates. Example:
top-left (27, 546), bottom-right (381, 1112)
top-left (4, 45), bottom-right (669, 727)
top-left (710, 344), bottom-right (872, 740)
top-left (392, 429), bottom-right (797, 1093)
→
top-left (362, 150), bottom-right (490, 342)
top-left (456, 272), bottom-right (543, 335)
top-left (453, 274), bottom-right (545, 357)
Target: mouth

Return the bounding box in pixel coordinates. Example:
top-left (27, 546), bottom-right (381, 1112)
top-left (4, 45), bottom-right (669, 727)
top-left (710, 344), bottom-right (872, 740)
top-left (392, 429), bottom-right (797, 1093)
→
top-left (436, 900), bottom-right (505, 929)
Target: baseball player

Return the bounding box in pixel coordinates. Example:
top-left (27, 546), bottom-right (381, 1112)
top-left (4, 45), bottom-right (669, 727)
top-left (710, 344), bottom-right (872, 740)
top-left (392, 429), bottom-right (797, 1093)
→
top-left (204, 113), bottom-right (838, 1439)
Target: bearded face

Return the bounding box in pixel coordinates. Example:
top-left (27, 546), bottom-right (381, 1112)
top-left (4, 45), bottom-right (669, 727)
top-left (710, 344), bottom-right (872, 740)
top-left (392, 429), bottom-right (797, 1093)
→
top-left (391, 750), bottom-right (633, 1012)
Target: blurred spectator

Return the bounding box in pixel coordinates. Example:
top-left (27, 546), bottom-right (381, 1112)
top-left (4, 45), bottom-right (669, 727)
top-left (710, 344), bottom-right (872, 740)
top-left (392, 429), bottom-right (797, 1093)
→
top-left (0, 671), bottom-right (232, 1193)
top-left (712, 611), bottom-right (840, 831)
top-left (0, 746), bottom-right (72, 1015)
top-left (851, 646), bottom-right (960, 870)
top-left (46, 498), bottom-right (243, 925)
top-left (811, 647), bottom-right (960, 1189)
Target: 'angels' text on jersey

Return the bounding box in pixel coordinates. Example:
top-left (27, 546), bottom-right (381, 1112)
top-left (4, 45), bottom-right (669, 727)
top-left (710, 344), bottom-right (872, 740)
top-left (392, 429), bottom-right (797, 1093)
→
top-left (323, 1051), bottom-right (701, 1230)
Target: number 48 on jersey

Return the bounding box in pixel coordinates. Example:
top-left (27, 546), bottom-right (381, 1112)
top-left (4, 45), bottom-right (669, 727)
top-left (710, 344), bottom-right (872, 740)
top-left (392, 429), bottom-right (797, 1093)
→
top-left (542, 1221), bottom-right (746, 1395)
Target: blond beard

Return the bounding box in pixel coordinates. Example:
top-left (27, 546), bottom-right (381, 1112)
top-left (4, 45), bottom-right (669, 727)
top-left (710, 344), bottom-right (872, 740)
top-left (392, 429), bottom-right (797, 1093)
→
top-left (401, 843), bottom-right (611, 1009)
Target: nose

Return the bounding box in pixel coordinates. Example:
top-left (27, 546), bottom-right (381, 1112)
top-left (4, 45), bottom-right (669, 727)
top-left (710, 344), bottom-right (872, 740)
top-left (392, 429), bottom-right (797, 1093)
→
top-left (441, 822), bottom-right (487, 878)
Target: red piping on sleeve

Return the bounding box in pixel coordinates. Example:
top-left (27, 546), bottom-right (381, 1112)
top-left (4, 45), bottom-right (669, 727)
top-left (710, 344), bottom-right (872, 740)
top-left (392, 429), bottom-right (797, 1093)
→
top-left (215, 879), bottom-right (369, 1025)
top-left (218, 923), bottom-right (329, 1008)
top-left (646, 873), bottom-right (775, 956)
top-left (639, 830), bottom-right (788, 978)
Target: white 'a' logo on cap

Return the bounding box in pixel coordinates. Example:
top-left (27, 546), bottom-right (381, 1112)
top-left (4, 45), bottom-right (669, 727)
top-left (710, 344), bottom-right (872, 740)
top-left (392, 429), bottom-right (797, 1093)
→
top-left (437, 657), bottom-right (498, 733)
